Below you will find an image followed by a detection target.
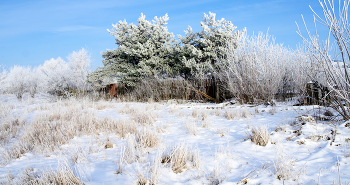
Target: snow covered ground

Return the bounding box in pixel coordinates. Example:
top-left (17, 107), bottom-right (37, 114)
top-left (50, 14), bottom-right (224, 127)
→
top-left (0, 94), bottom-right (349, 185)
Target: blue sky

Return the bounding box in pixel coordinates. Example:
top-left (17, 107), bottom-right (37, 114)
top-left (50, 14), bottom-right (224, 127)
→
top-left (0, 0), bottom-right (328, 70)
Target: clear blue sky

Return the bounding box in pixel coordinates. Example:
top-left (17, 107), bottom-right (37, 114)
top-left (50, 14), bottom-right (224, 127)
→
top-left (0, 0), bottom-right (328, 70)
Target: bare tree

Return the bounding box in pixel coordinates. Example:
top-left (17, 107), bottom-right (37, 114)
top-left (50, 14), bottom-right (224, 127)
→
top-left (297, 0), bottom-right (350, 120)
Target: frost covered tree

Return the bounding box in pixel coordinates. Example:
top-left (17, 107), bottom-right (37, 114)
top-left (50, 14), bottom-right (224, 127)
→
top-left (39, 57), bottom-right (73, 94)
top-left (67, 48), bottom-right (91, 92)
top-left (27, 67), bottom-right (44, 98)
top-left (179, 12), bottom-right (245, 78)
top-left (3, 66), bottom-right (31, 99)
top-left (216, 32), bottom-right (310, 103)
top-left (0, 66), bottom-right (7, 94)
top-left (89, 13), bottom-right (178, 87)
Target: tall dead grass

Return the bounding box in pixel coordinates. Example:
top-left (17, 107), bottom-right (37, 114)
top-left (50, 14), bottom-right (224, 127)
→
top-left (250, 125), bottom-right (270, 146)
top-left (2, 161), bottom-right (84, 185)
top-left (162, 143), bottom-right (200, 173)
top-left (0, 117), bottom-right (26, 146)
top-left (0, 98), bottom-right (140, 166)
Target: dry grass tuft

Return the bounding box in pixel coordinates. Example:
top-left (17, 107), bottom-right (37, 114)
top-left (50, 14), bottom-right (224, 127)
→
top-left (184, 121), bottom-right (198, 136)
top-left (273, 148), bottom-right (306, 181)
top-left (250, 126), bottom-right (270, 146)
top-left (208, 163), bottom-right (225, 185)
top-left (212, 108), bottom-right (221, 116)
top-left (162, 143), bottom-right (200, 173)
top-left (241, 108), bottom-right (250, 118)
top-left (269, 107), bottom-right (277, 115)
top-left (130, 110), bottom-right (157, 126)
top-left (136, 127), bottom-right (161, 148)
top-left (223, 109), bottom-right (240, 120)
top-left (215, 128), bottom-right (230, 137)
top-left (95, 101), bottom-right (115, 110)
top-left (192, 109), bottom-right (199, 118)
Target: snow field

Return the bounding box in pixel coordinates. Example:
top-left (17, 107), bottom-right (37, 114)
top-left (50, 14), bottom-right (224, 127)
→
top-left (0, 94), bottom-right (349, 184)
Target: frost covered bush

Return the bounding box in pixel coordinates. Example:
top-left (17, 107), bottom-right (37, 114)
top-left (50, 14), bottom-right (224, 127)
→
top-left (215, 31), bottom-right (310, 103)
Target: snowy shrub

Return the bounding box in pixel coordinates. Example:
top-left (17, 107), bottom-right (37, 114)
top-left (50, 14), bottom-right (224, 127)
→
top-left (250, 125), bottom-right (270, 146)
top-left (216, 31), bottom-right (310, 103)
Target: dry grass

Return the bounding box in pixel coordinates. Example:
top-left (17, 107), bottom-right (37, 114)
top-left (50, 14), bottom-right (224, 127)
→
top-left (124, 134), bottom-right (138, 163)
top-left (250, 126), bottom-right (270, 146)
top-left (136, 127), bottom-right (161, 148)
top-left (191, 109), bottom-right (209, 122)
top-left (0, 99), bottom-right (139, 166)
top-left (0, 103), bottom-right (15, 119)
top-left (129, 109), bottom-right (157, 126)
top-left (215, 128), bottom-right (230, 137)
top-left (192, 109), bottom-right (199, 118)
top-left (223, 109), bottom-right (240, 120)
top-left (269, 107), bottom-right (277, 115)
top-left (273, 148), bottom-right (306, 182)
top-left (95, 101), bottom-right (115, 110)
top-left (2, 161), bottom-right (84, 185)
top-left (211, 108), bottom-right (221, 116)
top-left (184, 121), bottom-right (198, 136)
top-left (201, 120), bottom-right (211, 128)
top-left (208, 163), bottom-right (225, 185)
top-left (135, 151), bottom-right (162, 185)
top-left (0, 117), bottom-right (26, 146)
top-left (162, 143), bottom-right (200, 173)
top-left (241, 108), bottom-right (250, 118)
